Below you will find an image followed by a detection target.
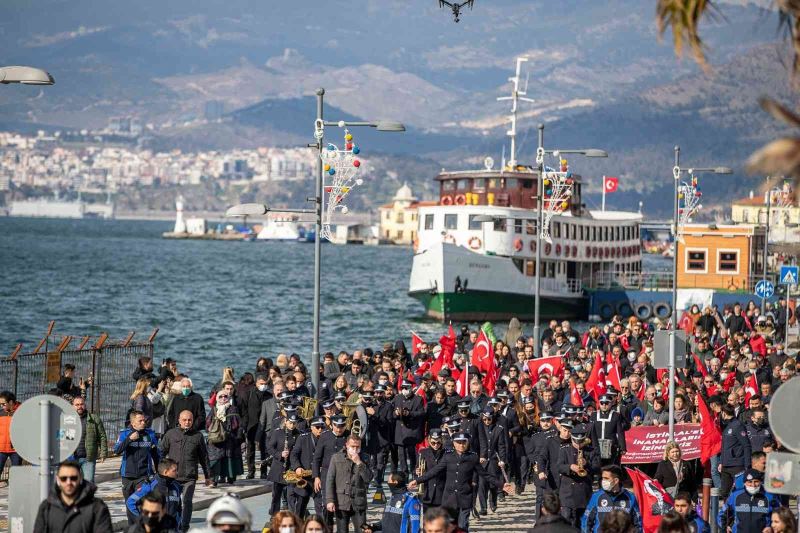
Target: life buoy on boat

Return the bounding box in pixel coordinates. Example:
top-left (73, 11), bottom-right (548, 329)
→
top-left (555, 244), bottom-right (562, 256)
top-left (454, 194), bottom-right (467, 206)
top-left (513, 238), bottom-right (523, 252)
top-left (572, 245), bottom-right (578, 257)
top-left (604, 248), bottom-right (610, 258)
top-left (634, 302), bottom-right (653, 321)
top-left (545, 243), bottom-right (552, 255)
top-left (617, 302), bottom-right (633, 317)
top-left (530, 240), bottom-right (537, 253)
top-left (468, 236), bottom-right (482, 250)
top-left (598, 302), bottom-right (615, 321)
top-left (565, 246), bottom-right (570, 257)
top-left (653, 302), bottom-right (672, 320)
top-left (443, 233), bottom-right (456, 244)
top-left (585, 245), bottom-right (590, 257)
top-left (593, 247), bottom-right (598, 258)
top-left (440, 195), bottom-right (453, 206)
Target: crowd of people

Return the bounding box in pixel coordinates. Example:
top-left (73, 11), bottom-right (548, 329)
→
top-left (2, 298), bottom-right (798, 533)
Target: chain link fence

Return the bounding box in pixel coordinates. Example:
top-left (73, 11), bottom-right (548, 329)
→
top-left (1, 332), bottom-right (155, 481)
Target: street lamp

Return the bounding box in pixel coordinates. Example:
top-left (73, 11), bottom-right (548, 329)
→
top-left (759, 179), bottom-right (788, 313)
top-left (0, 66), bottom-right (54, 85)
top-left (669, 146), bottom-right (732, 440)
top-left (229, 89), bottom-right (405, 394)
top-left (533, 124), bottom-right (607, 356)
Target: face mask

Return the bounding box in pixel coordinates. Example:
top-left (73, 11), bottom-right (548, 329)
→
top-left (745, 485), bottom-right (759, 495)
top-left (145, 515), bottom-right (161, 528)
top-left (750, 368), bottom-right (756, 374)
top-left (720, 372), bottom-right (728, 381)
top-left (378, 379), bottom-right (388, 386)
top-left (257, 385), bottom-right (268, 392)
top-left (601, 479), bottom-right (615, 492)
top-left (627, 354), bottom-right (636, 362)
top-left (279, 527), bottom-right (295, 533)
top-left (181, 388), bottom-right (191, 397)
top-left (402, 389), bottom-right (412, 397)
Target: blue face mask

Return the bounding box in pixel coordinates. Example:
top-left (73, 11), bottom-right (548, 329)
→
top-left (182, 388), bottom-right (191, 397)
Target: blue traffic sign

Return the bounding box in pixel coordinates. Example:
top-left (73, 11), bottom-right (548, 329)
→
top-left (755, 279), bottom-right (775, 299)
top-left (780, 265), bottom-right (799, 285)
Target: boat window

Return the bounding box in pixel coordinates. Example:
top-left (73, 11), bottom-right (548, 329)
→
top-left (522, 179), bottom-right (534, 189)
top-left (718, 251), bottom-right (739, 272)
top-left (570, 224), bottom-right (577, 240)
top-left (456, 179), bottom-right (469, 191)
top-left (424, 214), bottom-right (434, 230)
top-left (553, 222), bottom-right (561, 238)
top-left (444, 214), bottom-right (458, 230)
top-left (514, 219), bottom-right (523, 234)
top-left (591, 227), bottom-right (596, 240)
top-left (443, 180), bottom-right (456, 191)
top-left (512, 258), bottom-right (524, 273)
top-left (493, 218), bottom-right (507, 232)
top-left (526, 220), bottom-right (536, 235)
top-left (580, 226), bottom-right (585, 240)
top-left (488, 178), bottom-right (500, 189)
top-left (468, 215), bottom-right (482, 230)
top-left (547, 262), bottom-right (556, 278)
top-left (473, 179), bottom-right (486, 191)
top-left (506, 178), bottom-right (518, 189)
top-left (686, 249), bottom-right (707, 272)
top-left (526, 260), bottom-right (536, 276)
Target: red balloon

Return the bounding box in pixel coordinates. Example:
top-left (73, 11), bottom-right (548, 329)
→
top-left (353, 160), bottom-right (361, 167)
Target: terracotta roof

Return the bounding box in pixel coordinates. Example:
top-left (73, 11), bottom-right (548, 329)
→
top-left (732, 196), bottom-right (766, 206)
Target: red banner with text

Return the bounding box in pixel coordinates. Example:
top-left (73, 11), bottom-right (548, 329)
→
top-left (622, 424), bottom-right (702, 464)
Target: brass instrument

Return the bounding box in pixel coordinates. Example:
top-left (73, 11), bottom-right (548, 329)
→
top-left (299, 397), bottom-right (318, 420)
top-left (415, 455), bottom-right (426, 496)
top-left (576, 449), bottom-right (588, 477)
top-left (283, 469), bottom-right (312, 488)
top-left (351, 417), bottom-right (362, 438)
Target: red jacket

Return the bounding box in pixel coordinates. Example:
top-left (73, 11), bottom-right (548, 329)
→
top-left (0, 403), bottom-right (20, 453)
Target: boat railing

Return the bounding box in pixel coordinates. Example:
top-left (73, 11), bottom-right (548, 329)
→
top-left (541, 277), bottom-right (583, 294)
top-left (589, 271), bottom-right (780, 291)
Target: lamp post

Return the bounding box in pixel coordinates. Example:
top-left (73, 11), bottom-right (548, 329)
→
top-left (533, 124), bottom-right (607, 356)
top-left (760, 181), bottom-right (786, 313)
top-left (228, 90), bottom-right (404, 393)
top-left (0, 66), bottom-right (54, 85)
top-left (669, 146), bottom-right (732, 439)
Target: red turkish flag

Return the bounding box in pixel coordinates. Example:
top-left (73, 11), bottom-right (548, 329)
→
top-left (584, 350), bottom-right (607, 401)
top-left (692, 353), bottom-right (708, 377)
top-left (455, 364), bottom-right (468, 397)
top-left (696, 393), bottom-right (721, 464)
top-left (411, 331), bottom-right (426, 357)
top-left (415, 384), bottom-right (428, 407)
top-left (526, 355), bottom-right (565, 381)
top-left (472, 329), bottom-right (494, 373)
top-left (626, 468), bottom-right (674, 533)
top-left (603, 176), bottom-right (619, 193)
top-left (744, 374), bottom-right (758, 408)
top-left (430, 327), bottom-right (457, 377)
top-left (569, 379), bottom-right (584, 407)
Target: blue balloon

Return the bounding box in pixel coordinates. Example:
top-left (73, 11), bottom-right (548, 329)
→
top-left (352, 146), bottom-right (360, 154)
top-left (329, 168), bottom-right (336, 175)
top-left (327, 144), bottom-right (335, 151)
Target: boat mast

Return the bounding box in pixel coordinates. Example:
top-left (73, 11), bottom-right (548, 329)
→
top-left (497, 57), bottom-right (534, 169)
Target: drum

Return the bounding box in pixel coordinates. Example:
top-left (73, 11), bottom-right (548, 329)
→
top-left (599, 439), bottom-right (613, 460)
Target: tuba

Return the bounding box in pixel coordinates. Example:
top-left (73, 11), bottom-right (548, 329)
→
top-left (283, 469), bottom-right (312, 488)
top-left (299, 397), bottom-right (318, 420)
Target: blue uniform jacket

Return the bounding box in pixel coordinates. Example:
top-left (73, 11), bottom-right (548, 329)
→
top-left (114, 427), bottom-right (159, 479)
top-left (399, 492), bottom-right (422, 533)
top-left (581, 487), bottom-right (642, 533)
top-left (718, 488), bottom-right (780, 533)
top-left (126, 474), bottom-right (182, 523)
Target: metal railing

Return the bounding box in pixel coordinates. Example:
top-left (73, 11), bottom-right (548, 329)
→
top-left (589, 271), bottom-right (779, 292)
top-left (1, 325), bottom-right (156, 480)
top-left (541, 277), bottom-right (583, 294)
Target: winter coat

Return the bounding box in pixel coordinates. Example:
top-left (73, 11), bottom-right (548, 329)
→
top-left (165, 392), bottom-right (206, 432)
top-left (159, 427), bottom-right (210, 482)
top-left (33, 481), bottom-right (112, 533)
top-left (82, 412), bottom-right (108, 461)
top-left (325, 449), bottom-right (372, 511)
top-left (391, 394), bottom-right (425, 445)
top-left (530, 514), bottom-right (579, 532)
top-left (0, 403), bottom-right (19, 453)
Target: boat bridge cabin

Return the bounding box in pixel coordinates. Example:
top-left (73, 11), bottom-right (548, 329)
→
top-left (436, 169), bottom-right (584, 216)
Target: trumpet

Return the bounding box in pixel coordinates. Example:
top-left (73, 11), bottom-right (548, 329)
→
top-left (416, 455), bottom-right (426, 496)
top-left (576, 449), bottom-right (588, 477)
top-left (283, 469), bottom-right (312, 488)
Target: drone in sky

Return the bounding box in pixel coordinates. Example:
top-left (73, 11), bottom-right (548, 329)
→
top-left (439, 0), bottom-right (474, 23)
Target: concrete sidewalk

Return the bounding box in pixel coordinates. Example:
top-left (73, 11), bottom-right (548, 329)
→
top-left (0, 456), bottom-right (271, 532)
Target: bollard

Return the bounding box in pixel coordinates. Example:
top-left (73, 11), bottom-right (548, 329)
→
top-left (39, 399), bottom-right (51, 501)
top-left (709, 486), bottom-right (719, 533)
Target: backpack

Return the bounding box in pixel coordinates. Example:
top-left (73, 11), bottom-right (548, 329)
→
top-left (208, 416), bottom-right (227, 444)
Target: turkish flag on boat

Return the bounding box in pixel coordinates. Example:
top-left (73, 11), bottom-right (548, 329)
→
top-left (584, 350), bottom-right (607, 401)
top-left (626, 468), bottom-right (674, 533)
top-left (744, 374), bottom-right (759, 408)
top-left (603, 176), bottom-right (619, 193)
top-left (526, 355), bottom-right (565, 381)
top-left (411, 331), bottom-right (426, 357)
top-left (696, 393), bottom-right (721, 464)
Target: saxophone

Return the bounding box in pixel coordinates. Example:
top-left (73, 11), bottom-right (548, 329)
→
top-left (416, 455), bottom-right (426, 496)
top-left (576, 449), bottom-right (588, 477)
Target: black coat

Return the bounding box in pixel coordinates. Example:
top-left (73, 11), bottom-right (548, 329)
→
top-left (290, 431), bottom-right (318, 497)
top-left (589, 410), bottom-right (627, 457)
top-left (391, 394), bottom-right (426, 445)
top-left (721, 418), bottom-right (752, 469)
top-left (366, 401), bottom-right (394, 450)
top-left (426, 401), bottom-right (450, 434)
top-left (240, 387), bottom-right (271, 431)
top-left (159, 427), bottom-right (210, 482)
top-left (34, 482), bottom-right (112, 533)
top-left (312, 429), bottom-right (348, 481)
top-left (266, 427), bottom-right (300, 484)
top-left (556, 444), bottom-right (599, 508)
top-left (458, 414), bottom-right (487, 458)
top-left (127, 514), bottom-right (180, 533)
top-left (483, 422), bottom-right (508, 465)
top-left (418, 446), bottom-right (447, 506)
top-left (415, 450), bottom-right (502, 510)
top-left (166, 393), bottom-right (206, 432)
top-left (654, 460), bottom-right (699, 497)
top-left (530, 514), bottom-right (580, 533)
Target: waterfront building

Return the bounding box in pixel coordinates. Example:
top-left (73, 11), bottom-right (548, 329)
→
top-left (731, 189), bottom-right (800, 244)
top-left (378, 183), bottom-right (435, 245)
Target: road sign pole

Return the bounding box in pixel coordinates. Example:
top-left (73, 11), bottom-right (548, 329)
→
top-left (39, 398), bottom-right (50, 501)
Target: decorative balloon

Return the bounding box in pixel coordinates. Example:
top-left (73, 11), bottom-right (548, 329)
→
top-left (319, 127), bottom-right (365, 242)
top-left (535, 147), bottom-right (576, 243)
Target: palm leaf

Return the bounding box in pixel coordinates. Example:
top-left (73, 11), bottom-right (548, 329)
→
top-left (656, 0), bottom-right (717, 68)
top-left (747, 98), bottom-right (800, 202)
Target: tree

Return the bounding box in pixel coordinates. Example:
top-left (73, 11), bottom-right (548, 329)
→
top-left (656, 0), bottom-right (800, 199)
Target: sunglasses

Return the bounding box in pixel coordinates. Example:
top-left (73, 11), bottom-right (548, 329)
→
top-left (142, 510), bottom-right (161, 518)
top-left (58, 475), bottom-right (79, 482)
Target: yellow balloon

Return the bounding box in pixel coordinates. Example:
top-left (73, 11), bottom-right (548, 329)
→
top-left (345, 133), bottom-right (353, 141)
top-left (561, 201), bottom-right (568, 209)
top-left (324, 164), bottom-right (331, 171)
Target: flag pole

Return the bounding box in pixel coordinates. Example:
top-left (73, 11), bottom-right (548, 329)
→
top-left (602, 175), bottom-right (606, 211)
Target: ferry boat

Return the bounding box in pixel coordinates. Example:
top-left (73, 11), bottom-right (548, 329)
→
top-left (408, 58), bottom-right (643, 322)
top-left (256, 218), bottom-right (301, 241)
